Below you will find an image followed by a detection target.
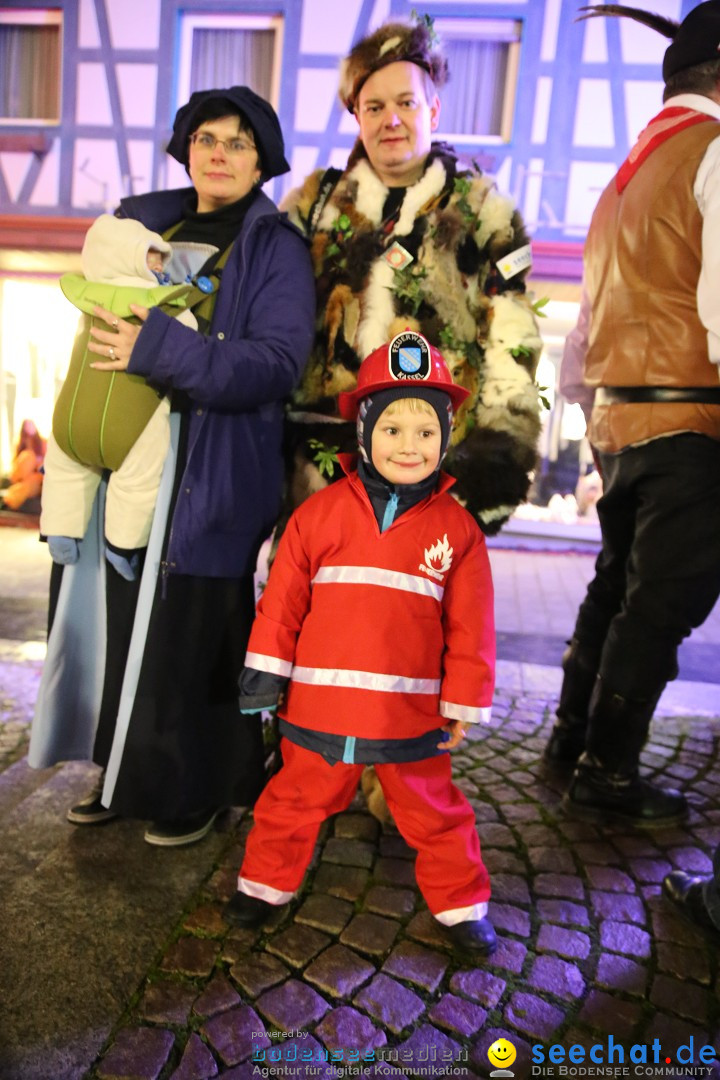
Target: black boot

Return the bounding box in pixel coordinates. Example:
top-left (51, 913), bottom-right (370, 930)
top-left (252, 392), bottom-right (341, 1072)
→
top-left (441, 916), bottom-right (497, 955)
top-left (565, 677), bottom-right (687, 828)
top-left (225, 891), bottom-right (278, 928)
top-left (663, 871), bottom-right (720, 935)
top-left (543, 639), bottom-right (600, 767)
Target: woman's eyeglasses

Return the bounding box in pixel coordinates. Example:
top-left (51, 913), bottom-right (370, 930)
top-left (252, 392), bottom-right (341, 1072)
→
top-left (189, 132), bottom-right (256, 156)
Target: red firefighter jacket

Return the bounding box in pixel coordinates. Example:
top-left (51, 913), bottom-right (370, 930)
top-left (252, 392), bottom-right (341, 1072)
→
top-left (245, 460), bottom-right (496, 740)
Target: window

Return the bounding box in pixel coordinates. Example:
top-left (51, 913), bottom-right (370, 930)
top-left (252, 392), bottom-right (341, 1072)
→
top-left (436, 18), bottom-right (521, 144)
top-left (0, 9), bottom-right (62, 123)
top-left (176, 13), bottom-right (283, 111)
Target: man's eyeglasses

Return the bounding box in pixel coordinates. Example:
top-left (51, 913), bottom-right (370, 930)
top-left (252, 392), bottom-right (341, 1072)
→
top-left (189, 132), bottom-right (257, 156)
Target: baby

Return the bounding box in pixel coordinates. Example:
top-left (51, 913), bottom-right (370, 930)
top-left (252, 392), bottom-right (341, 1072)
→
top-left (41, 215), bottom-right (199, 580)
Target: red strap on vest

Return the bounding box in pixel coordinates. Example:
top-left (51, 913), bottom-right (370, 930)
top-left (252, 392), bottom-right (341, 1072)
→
top-left (616, 107), bottom-right (715, 192)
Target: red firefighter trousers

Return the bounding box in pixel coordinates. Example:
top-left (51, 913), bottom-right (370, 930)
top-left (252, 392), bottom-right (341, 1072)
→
top-left (240, 738), bottom-right (490, 916)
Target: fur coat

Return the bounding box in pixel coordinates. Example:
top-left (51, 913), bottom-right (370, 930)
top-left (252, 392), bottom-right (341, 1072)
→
top-left (282, 142), bottom-right (543, 533)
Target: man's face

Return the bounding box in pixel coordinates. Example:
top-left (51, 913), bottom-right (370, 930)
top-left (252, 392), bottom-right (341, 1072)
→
top-left (355, 61), bottom-right (440, 187)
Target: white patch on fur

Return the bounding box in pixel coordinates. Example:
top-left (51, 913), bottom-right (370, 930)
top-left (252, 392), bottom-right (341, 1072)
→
top-left (379, 36), bottom-right (401, 56)
top-left (356, 258), bottom-right (396, 358)
top-left (318, 158), bottom-right (388, 231)
top-left (479, 502), bottom-right (516, 525)
top-left (481, 345), bottom-right (533, 406)
top-left (353, 159), bottom-right (390, 224)
top-left (488, 294), bottom-right (543, 352)
top-left (393, 159), bottom-right (446, 237)
top-left (474, 189), bottom-right (515, 249)
top-left (280, 187), bottom-right (308, 230)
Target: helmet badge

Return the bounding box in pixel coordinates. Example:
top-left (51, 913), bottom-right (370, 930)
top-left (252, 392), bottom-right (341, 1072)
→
top-left (389, 330), bottom-right (431, 382)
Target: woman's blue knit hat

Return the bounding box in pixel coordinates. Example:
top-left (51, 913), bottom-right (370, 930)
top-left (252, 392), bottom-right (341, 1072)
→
top-left (166, 86), bottom-right (290, 181)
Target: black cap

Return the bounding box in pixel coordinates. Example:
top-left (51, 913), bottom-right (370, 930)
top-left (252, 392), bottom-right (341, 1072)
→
top-left (356, 385), bottom-right (453, 466)
top-left (663, 1), bottom-right (720, 81)
top-left (166, 86), bottom-right (290, 181)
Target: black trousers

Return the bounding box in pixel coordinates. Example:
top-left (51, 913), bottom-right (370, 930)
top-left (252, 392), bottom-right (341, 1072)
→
top-left (572, 433), bottom-right (720, 700)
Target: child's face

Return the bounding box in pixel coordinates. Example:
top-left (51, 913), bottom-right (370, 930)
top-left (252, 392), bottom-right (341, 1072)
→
top-left (146, 248), bottom-right (165, 273)
top-left (371, 400), bottom-right (441, 485)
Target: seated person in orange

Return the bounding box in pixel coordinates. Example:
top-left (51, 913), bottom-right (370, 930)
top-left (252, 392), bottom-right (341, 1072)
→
top-left (2, 420), bottom-right (46, 511)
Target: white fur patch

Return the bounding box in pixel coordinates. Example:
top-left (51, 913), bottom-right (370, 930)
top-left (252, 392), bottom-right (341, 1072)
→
top-left (489, 295), bottom-right (543, 352)
top-left (474, 189), bottom-right (515, 249)
top-left (345, 159), bottom-right (388, 227)
top-left (379, 36), bottom-right (401, 56)
top-left (479, 502), bottom-right (516, 525)
top-left (481, 345), bottom-right (532, 406)
top-left (393, 159), bottom-right (446, 237)
top-left (356, 258), bottom-right (396, 358)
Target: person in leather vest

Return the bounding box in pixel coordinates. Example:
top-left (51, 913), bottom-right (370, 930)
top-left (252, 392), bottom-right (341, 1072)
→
top-left (544, 2), bottom-right (720, 829)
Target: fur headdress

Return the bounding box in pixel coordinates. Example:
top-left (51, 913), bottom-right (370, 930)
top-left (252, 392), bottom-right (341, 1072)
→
top-left (577, 2), bottom-right (720, 81)
top-left (339, 17), bottom-right (449, 114)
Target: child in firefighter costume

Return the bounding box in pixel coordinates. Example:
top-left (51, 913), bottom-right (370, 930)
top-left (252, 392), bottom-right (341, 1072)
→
top-left (227, 331), bottom-right (497, 954)
top-left (40, 214), bottom-right (201, 579)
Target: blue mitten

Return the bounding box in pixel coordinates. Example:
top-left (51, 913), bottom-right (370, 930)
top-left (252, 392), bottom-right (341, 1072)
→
top-left (47, 536), bottom-right (80, 565)
top-left (105, 546), bottom-right (139, 581)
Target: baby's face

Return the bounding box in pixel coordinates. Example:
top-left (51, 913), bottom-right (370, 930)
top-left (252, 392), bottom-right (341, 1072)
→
top-left (146, 249), bottom-right (165, 273)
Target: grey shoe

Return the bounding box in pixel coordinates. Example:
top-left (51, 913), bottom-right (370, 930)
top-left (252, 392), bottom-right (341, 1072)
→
top-left (144, 809), bottom-right (219, 847)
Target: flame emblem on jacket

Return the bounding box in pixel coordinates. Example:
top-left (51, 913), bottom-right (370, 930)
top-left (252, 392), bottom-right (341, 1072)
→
top-left (419, 534), bottom-right (453, 582)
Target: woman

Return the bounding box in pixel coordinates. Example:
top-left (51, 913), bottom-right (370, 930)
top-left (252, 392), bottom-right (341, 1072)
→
top-left (1, 419), bottom-right (46, 511)
top-left (29, 86), bottom-right (316, 846)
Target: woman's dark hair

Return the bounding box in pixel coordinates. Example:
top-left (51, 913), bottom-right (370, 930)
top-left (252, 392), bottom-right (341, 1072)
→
top-left (15, 420), bottom-right (44, 460)
top-left (187, 96), bottom-right (263, 172)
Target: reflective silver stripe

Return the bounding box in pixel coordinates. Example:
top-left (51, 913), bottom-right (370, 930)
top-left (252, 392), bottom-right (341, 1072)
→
top-left (312, 565), bottom-right (444, 601)
top-left (435, 902), bottom-right (489, 925)
top-left (440, 701), bottom-right (493, 724)
top-left (292, 666), bottom-right (440, 694)
top-left (238, 877), bottom-right (294, 904)
top-left (245, 651), bottom-right (293, 678)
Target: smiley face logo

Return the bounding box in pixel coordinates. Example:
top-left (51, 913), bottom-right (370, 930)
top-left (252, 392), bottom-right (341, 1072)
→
top-left (488, 1038), bottom-right (517, 1071)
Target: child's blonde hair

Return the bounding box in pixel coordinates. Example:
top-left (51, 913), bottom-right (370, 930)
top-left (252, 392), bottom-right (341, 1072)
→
top-left (380, 397), bottom-right (436, 417)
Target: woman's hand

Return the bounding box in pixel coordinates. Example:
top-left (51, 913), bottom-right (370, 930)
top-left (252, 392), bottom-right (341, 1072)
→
top-left (438, 719), bottom-right (467, 751)
top-left (88, 303), bottom-right (149, 371)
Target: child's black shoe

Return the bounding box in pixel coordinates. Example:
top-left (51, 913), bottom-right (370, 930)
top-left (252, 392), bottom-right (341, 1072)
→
top-left (225, 890), bottom-right (276, 928)
top-left (442, 917), bottom-right (497, 955)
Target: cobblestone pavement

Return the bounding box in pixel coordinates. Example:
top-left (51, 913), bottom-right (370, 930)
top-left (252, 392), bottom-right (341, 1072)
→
top-left (3, 531), bottom-right (720, 1079)
top-left (5, 692), bottom-right (718, 1080)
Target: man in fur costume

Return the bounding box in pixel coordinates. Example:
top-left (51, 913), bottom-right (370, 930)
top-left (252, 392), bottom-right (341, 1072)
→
top-left (282, 16), bottom-right (543, 535)
top-left (544, 2), bottom-right (720, 833)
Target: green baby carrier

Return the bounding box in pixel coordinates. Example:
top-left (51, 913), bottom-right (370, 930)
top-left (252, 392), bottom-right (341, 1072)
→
top-left (53, 239), bottom-right (230, 472)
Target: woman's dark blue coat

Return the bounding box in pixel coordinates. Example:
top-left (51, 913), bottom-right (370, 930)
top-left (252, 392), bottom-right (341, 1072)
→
top-left (118, 186), bottom-right (316, 578)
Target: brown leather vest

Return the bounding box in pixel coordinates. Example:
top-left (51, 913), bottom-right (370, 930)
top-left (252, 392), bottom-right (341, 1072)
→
top-left (585, 121), bottom-right (720, 452)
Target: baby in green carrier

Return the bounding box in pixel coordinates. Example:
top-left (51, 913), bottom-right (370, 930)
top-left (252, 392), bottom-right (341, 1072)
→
top-left (40, 214), bottom-right (206, 580)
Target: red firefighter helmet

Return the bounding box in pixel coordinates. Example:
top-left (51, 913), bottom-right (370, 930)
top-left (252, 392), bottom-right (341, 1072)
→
top-left (338, 330), bottom-right (470, 420)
